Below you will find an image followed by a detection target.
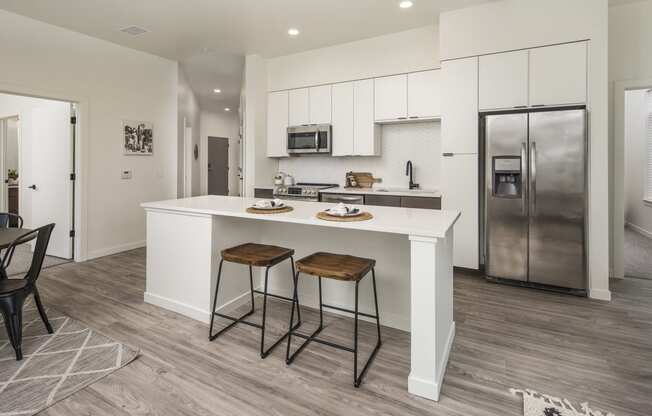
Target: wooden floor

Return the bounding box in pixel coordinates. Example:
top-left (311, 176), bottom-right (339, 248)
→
top-left (34, 248), bottom-right (651, 415)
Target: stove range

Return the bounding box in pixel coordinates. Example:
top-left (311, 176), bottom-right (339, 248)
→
top-left (274, 182), bottom-right (338, 202)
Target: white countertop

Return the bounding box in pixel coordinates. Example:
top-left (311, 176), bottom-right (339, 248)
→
top-left (320, 186), bottom-right (442, 198)
top-left (142, 195), bottom-right (459, 239)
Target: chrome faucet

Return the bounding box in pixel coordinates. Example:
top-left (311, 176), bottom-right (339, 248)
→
top-left (406, 160), bottom-right (419, 190)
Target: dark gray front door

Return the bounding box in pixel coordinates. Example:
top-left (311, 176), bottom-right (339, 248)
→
top-left (207, 137), bottom-right (229, 196)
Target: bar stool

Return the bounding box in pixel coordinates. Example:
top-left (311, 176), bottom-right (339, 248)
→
top-left (208, 243), bottom-right (301, 358)
top-left (285, 252), bottom-right (381, 387)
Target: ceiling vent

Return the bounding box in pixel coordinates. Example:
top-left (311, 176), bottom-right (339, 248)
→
top-left (119, 26), bottom-right (149, 36)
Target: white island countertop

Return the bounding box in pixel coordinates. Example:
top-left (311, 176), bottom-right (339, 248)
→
top-left (142, 195), bottom-right (459, 239)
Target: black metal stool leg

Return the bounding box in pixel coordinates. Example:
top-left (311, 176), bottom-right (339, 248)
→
top-left (353, 268), bottom-right (382, 387)
top-left (33, 287), bottom-right (53, 334)
top-left (290, 257), bottom-right (302, 326)
top-left (372, 268), bottom-right (382, 344)
top-left (318, 277), bottom-right (324, 328)
top-left (353, 280), bottom-right (359, 387)
top-left (260, 266), bottom-right (270, 358)
top-left (208, 259), bottom-right (224, 340)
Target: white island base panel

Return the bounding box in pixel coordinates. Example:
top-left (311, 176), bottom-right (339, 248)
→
top-left (143, 196), bottom-right (458, 402)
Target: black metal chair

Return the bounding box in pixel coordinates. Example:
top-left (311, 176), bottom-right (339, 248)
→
top-left (0, 223), bottom-right (55, 360)
top-left (0, 213), bottom-right (23, 229)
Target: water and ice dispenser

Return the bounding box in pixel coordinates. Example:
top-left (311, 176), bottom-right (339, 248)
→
top-left (492, 157), bottom-right (522, 198)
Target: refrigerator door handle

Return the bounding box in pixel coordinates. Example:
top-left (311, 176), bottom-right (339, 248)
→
top-left (521, 142), bottom-right (527, 215)
top-left (530, 142), bottom-right (537, 214)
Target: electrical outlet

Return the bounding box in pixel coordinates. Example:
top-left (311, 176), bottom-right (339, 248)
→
top-left (121, 169), bottom-right (132, 179)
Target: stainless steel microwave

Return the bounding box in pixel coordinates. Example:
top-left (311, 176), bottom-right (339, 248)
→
top-left (287, 124), bottom-right (331, 154)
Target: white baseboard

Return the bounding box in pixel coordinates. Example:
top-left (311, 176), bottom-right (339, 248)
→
top-left (408, 322), bottom-right (455, 402)
top-left (144, 289), bottom-right (254, 324)
top-left (626, 222), bottom-right (652, 239)
top-left (589, 288), bottom-right (611, 301)
top-left (87, 240), bottom-right (146, 261)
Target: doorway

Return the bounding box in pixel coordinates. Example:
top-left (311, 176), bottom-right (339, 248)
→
top-left (207, 136), bottom-right (229, 196)
top-left (622, 88), bottom-right (652, 279)
top-left (0, 92), bottom-right (76, 274)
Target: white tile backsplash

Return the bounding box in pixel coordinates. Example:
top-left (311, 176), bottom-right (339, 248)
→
top-left (279, 121), bottom-right (441, 189)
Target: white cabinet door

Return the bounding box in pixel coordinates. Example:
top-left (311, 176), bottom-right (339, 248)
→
top-left (408, 70), bottom-right (441, 119)
top-left (374, 74), bottom-right (407, 121)
top-left (529, 42), bottom-right (587, 107)
top-left (441, 154), bottom-right (479, 269)
top-left (331, 82), bottom-right (354, 156)
top-left (479, 50), bottom-right (529, 110)
top-left (441, 57), bottom-right (478, 154)
top-left (310, 85), bottom-right (332, 124)
top-left (266, 91), bottom-right (289, 157)
top-left (354, 79), bottom-right (380, 156)
top-left (289, 88), bottom-right (310, 126)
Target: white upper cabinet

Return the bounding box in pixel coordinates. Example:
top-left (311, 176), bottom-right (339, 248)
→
top-left (479, 50), bottom-right (529, 110)
top-left (442, 56), bottom-right (479, 154)
top-left (288, 88), bottom-right (310, 126)
top-left (331, 82), bottom-right (354, 156)
top-left (353, 79), bottom-right (380, 156)
top-left (331, 79), bottom-right (379, 156)
top-left (374, 74), bottom-right (408, 121)
top-left (407, 70), bottom-right (441, 119)
top-left (266, 91), bottom-right (289, 157)
top-left (309, 85), bottom-right (332, 124)
top-left (529, 42), bottom-right (587, 107)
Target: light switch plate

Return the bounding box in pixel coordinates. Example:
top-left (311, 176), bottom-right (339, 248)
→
top-left (121, 169), bottom-right (132, 179)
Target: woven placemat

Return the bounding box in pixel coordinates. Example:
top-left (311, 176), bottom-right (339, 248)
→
top-left (246, 206), bottom-right (294, 214)
top-left (316, 211), bottom-right (373, 222)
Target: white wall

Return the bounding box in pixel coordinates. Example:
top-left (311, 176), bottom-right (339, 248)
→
top-left (243, 55), bottom-right (278, 195)
top-left (0, 9), bottom-right (178, 260)
top-left (624, 89), bottom-right (652, 235)
top-left (279, 122), bottom-right (441, 189)
top-left (200, 110), bottom-right (240, 196)
top-left (178, 68), bottom-right (201, 197)
top-left (440, 0), bottom-right (610, 300)
top-left (267, 25), bottom-right (439, 91)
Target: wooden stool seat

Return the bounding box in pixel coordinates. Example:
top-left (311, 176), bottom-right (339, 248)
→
top-left (221, 243), bottom-right (294, 267)
top-left (296, 252), bottom-right (375, 281)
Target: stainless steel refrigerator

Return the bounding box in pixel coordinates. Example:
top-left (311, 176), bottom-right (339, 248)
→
top-left (482, 106), bottom-right (587, 293)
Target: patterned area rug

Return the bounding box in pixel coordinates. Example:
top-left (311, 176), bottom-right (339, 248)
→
top-left (0, 300), bottom-right (139, 415)
top-left (511, 389), bottom-right (615, 416)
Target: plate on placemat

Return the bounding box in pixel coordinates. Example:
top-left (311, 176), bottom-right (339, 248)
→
top-left (316, 211), bottom-right (373, 222)
top-left (247, 206), bottom-right (294, 214)
top-left (323, 207), bottom-right (362, 217)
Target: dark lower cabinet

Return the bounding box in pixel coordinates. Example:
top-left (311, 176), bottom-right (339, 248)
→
top-left (254, 188), bottom-right (274, 199)
top-left (364, 194), bottom-right (401, 207)
top-left (364, 194), bottom-right (441, 210)
top-left (401, 196), bottom-right (441, 210)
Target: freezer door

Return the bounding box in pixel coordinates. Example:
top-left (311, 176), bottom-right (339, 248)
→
top-left (485, 113), bottom-right (528, 281)
top-left (528, 109), bottom-right (586, 289)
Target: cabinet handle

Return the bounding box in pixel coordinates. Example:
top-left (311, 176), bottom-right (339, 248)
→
top-left (442, 153), bottom-right (454, 157)
top-left (531, 104), bottom-right (545, 108)
top-left (398, 117), bottom-right (408, 120)
top-left (513, 106), bottom-right (527, 109)
top-left (409, 116), bottom-right (419, 119)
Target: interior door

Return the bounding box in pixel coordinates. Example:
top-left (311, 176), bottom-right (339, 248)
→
top-left (484, 113), bottom-right (528, 281)
top-left (207, 137), bottom-right (229, 196)
top-left (30, 102), bottom-right (73, 259)
top-left (528, 109), bottom-right (586, 289)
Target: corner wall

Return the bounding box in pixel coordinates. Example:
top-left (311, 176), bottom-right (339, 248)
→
top-left (178, 68), bottom-right (201, 197)
top-left (0, 9), bottom-right (178, 260)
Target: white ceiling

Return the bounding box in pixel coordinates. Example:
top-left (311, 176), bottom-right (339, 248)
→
top-left (0, 0), bottom-right (496, 110)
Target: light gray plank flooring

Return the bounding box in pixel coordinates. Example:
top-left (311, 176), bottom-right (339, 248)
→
top-left (31, 249), bottom-right (652, 415)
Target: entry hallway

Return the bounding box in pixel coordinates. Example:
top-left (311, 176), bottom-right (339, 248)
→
top-left (35, 249), bottom-right (651, 416)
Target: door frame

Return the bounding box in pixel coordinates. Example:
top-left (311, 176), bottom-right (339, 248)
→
top-left (182, 118), bottom-right (192, 198)
top-left (0, 115), bottom-right (20, 213)
top-left (206, 136), bottom-right (229, 196)
top-left (0, 83), bottom-right (87, 262)
top-left (613, 78), bottom-right (652, 279)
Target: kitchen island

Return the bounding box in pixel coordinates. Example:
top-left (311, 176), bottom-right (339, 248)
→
top-left (141, 195), bottom-right (460, 401)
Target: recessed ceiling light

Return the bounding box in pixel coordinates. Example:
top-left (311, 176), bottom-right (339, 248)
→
top-left (224, 107), bottom-right (231, 112)
top-left (288, 28), bottom-right (300, 36)
top-left (399, 1), bottom-right (413, 8)
top-left (213, 88), bottom-right (221, 94)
